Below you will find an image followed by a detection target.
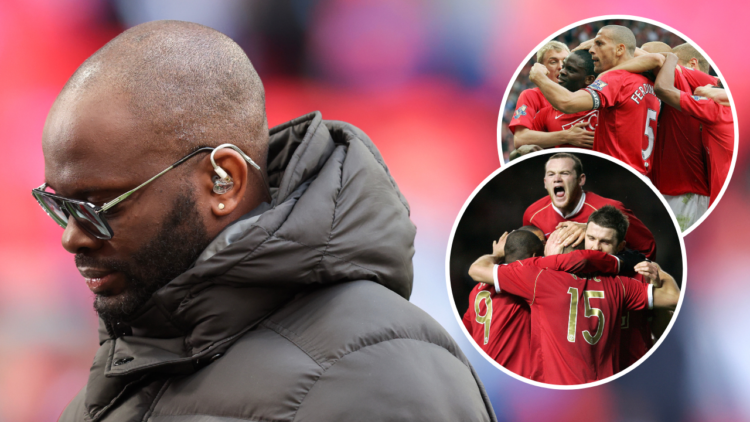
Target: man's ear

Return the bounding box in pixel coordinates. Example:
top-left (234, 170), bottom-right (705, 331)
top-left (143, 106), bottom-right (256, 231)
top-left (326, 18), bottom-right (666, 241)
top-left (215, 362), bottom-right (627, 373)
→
top-left (585, 75), bottom-right (597, 85)
top-left (616, 240), bottom-right (627, 254)
top-left (202, 149), bottom-right (249, 217)
top-left (578, 173), bottom-right (586, 188)
top-left (688, 57), bottom-right (699, 70)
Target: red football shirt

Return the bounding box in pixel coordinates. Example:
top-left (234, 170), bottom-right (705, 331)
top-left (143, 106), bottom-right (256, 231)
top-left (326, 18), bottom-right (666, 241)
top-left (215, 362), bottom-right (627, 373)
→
top-left (523, 191), bottom-right (656, 260)
top-left (679, 65), bottom-right (718, 91)
top-left (679, 92), bottom-right (734, 204)
top-left (529, 106), bottom-right (598, 148)
top-left (651, 68), bottom-right (710, 196)
top-left (463, 250), bottom-right (621, 381)
top-left (618, 273), bottom-right (653, 370)
top-left (494, 260), bottom-right (652, 385)
top-left (584, 70), bottom-right (661, 176)
top-left (509, 87), bottom-right (551, 134)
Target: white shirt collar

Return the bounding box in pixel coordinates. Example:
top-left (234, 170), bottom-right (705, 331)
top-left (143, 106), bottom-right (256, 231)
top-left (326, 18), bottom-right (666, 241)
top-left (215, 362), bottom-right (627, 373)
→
top-left (552, 191), bottom-right (586, 219)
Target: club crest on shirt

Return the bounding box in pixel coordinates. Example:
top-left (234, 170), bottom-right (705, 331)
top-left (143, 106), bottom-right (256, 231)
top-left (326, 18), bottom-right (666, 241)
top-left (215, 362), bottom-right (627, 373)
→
top-left (691, 95), bottom-right (708, 101)
top-left (513, 105), bottom-right (527, 119)
top-left (589, 79), bottom-right (608, 91)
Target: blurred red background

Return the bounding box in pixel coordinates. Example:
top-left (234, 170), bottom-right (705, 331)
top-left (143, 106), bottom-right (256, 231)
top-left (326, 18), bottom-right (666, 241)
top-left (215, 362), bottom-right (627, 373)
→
top-left (0, 1), bottom-right (746, 421)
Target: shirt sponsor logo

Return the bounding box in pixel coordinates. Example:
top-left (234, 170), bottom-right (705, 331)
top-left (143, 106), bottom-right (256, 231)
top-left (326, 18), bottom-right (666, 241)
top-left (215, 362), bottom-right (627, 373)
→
top-left (513, 105), bottom-right (528, 120)
top-left (691, 95), bottom-right (708, 101)
top-left (561, 110), bottom-right (599, 131)
top-left (589, 79), bottom-right (608, 91)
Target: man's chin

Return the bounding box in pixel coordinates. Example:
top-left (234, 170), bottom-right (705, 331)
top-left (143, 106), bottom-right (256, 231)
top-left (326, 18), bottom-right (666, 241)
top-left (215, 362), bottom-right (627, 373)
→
top-left (94, 290), bottom-right (148, 324)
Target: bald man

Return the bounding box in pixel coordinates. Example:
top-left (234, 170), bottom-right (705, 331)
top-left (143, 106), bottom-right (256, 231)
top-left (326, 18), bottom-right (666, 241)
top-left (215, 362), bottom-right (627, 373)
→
top-left (38, 21), bottom-right (495, 422)
top-left (530, 25), bottom-right (661, 176)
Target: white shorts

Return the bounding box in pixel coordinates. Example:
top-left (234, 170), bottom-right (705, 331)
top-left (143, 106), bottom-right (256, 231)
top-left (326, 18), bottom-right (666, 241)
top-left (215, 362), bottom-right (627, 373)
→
top-left (663, 193), bottom-right (709, 231)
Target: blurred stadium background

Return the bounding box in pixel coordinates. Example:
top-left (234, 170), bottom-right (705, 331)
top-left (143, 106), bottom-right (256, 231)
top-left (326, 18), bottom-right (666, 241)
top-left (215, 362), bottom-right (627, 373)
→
top-left (0, 1), bottom-right (747, 421)
top-left (499, 19), bottom-right (690, 160)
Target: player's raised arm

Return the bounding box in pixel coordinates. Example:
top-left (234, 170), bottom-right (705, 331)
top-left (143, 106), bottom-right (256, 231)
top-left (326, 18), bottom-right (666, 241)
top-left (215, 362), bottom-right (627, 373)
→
top-left (635, 261), bottom-right (680, 310)
top-left (654, 53), bottom-right (683, 111)
top-left (468, 255), bottom-right (499, 285)
top-left (529, 63), bottom-right (594, 114)
top-left (599, 53), bottom-right (665, 77)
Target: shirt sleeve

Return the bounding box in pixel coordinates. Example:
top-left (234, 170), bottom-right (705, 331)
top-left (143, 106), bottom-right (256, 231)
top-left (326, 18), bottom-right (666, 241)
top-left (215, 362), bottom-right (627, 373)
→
top-left (679, 91), bottom-right (721, 124)
top-left (615, 202), bottom-right (657, 260)
top-left (620, 276), bottom-right (652, 311)
top-left (509, 90), bottom-right (540, 133)
top-left (530, 250), bottom-right (620, 274)
top-left (529, 107), bottom-right (549, 132)
top-left (584, 71), bottom-right (624, 110)
top-left (493, 262), bottom-right (543, 304)
top-left (680, 65), bottom-right (719, 91)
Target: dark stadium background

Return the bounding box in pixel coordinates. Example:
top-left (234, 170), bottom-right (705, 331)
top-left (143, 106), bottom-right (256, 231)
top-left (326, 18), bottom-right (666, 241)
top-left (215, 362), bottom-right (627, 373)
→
top-left (0, 2), bottom-right (747, 421)
top-left (450, 151), bottom-right (683, 317)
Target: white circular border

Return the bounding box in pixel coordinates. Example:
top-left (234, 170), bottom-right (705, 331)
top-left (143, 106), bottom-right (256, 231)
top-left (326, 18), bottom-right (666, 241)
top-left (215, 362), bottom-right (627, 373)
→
top-left (445, 147), bottom-right (689, 390)
top-left (494, 14), bottom-right (740, 236)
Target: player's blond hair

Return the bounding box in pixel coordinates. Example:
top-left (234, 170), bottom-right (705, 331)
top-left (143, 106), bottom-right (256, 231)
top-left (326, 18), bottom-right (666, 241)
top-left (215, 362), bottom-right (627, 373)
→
top-left (536, 41), bottom-right (570, 64)
top-left (672, 43), bottom-right (710, 73)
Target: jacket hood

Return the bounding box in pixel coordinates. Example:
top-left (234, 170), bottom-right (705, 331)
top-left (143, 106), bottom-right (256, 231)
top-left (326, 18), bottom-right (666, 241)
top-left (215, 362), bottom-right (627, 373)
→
top-left (88, 112), bottom-right (416, 404)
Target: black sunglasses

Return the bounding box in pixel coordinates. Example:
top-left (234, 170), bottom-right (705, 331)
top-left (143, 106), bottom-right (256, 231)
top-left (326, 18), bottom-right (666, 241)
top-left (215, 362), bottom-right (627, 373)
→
top-left (32, 147), bottom-right (216, 240)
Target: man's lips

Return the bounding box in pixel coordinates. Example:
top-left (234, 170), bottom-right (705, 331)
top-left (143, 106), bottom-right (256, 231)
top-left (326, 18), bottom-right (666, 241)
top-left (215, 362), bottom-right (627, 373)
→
top-left (79, 268), bottom-right (121, 294)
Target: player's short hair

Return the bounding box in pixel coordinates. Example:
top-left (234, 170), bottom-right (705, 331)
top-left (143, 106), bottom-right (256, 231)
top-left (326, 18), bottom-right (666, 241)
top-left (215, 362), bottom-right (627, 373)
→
top-left (505, 230), bottom-right (545, 263)
top-left (672, 43), bottom-right (710, 73)
top-left (519, 225), bottom-right (545, 242)
top-left (587, 205), bottom-right (629, 245)
top-left (571, 50), bottom-right (597, 77)
top-left (562, 240), bottom-right (585, 254)
top-left (641, 41), bottom-right (672, 54)
top-left (536, 41), bottom-right (570, 64)
top-left (601, 25), bottom-right (636, 56)
top-left (546, 153), bottom-right (584, 177)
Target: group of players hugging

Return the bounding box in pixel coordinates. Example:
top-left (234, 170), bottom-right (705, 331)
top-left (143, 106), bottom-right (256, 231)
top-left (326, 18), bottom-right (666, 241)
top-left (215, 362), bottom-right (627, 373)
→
top-left (508, 24), bottom-right (734, 231)
top-left (463, 153), bottom-right (680, 385)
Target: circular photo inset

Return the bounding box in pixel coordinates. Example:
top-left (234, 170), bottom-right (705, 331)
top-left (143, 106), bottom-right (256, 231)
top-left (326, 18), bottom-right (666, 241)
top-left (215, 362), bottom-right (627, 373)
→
top-left (447, 150), bottom-right (686, 389)
top-left (497, 16), bottom-right (737, 234)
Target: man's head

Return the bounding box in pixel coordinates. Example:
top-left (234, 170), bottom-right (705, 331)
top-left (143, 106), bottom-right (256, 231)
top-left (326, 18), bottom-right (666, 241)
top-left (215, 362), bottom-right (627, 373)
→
top-left (41, 21), bottom-right (270, 324)
top-left (543, 153), bottom-right (585, 215)
top-left (558, 50), bottom-right (598, 92)
top-left (536, 41), bottom-right (570, 83)
top-left (585, 205), bottom-right (629, 254)
top-left (641, 41), bottom-right (672, 54)
top-left (672, 43), bottom-right (710, 73)
top-left (519, 225), bottom-right (546, 243)
top-left (504, 230), bottom-right (545, 263)
top-left (589, 25), bottom-right (636, 73)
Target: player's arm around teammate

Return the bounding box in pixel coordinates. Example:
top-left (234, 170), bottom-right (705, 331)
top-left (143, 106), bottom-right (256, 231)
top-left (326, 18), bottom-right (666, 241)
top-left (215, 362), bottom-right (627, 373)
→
top-left (653, 53), bottom-right (685, 110)
top-left (635, 261), bottom-right (680, 311)
top-left (529, 63), bottom-right (594, 114)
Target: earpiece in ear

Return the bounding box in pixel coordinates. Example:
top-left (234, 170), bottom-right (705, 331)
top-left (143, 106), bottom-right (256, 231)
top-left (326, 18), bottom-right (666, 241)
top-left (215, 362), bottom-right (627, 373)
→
top-left (213, 175), bottom-right (234, 194)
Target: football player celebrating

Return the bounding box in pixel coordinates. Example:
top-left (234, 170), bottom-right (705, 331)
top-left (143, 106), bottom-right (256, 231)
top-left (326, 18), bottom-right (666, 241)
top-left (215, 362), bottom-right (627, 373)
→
top-left (465, 228), bottom-right (644, 381)
top-left (529, 26), bottom-right (660, 176)
top-left (654, 53), bottom-right (734, 205)
top-left (598, 44), bottom-right (719, 228)
top-left (523, 153), bottom-right (655, 258)
top-left (514, 50), bottom-right (599, 150)
top-left (469, 220), bottom-right (679, 385)
top-left (509, 41), bottom-right (569, 142)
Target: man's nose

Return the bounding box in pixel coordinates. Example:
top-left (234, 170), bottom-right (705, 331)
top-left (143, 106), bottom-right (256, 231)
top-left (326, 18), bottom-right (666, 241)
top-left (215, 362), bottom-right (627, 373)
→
top-left (62, 218), bottom-right (103, 254)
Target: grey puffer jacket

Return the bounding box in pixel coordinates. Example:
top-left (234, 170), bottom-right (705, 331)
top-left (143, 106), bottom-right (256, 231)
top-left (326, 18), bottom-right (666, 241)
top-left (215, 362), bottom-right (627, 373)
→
top-left (60, 112), bottom-right (497, 422)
